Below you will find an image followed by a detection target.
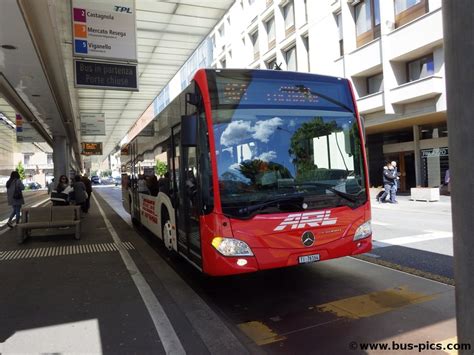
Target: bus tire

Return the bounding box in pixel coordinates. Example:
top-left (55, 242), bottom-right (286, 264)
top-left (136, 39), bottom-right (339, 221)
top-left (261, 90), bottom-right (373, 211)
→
top-left (161, 208), bottom-right (173, 251)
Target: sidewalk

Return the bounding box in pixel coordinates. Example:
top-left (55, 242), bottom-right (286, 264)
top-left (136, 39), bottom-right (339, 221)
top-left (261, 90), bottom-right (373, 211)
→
top-left (372, 195), bottom-right (452, 215)
top-left (0, 193), bottom-right (249, 354)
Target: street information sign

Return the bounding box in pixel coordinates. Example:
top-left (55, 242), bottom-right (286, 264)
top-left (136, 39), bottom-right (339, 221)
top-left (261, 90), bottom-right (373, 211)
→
top-left (15, 114), bottom-right (45, 143)
top-left (80, 112), bottom-right (106, 135)
top-left (72, 0), bottom-right (137, 62)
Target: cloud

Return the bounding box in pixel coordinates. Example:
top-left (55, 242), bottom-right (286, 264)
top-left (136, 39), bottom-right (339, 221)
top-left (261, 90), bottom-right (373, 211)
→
top-left (220, 120), bottom-right (253, 146)
top-left (257, 151), bottom-right (277, 162)
top-left (252, 117), bottom-right (283, 143)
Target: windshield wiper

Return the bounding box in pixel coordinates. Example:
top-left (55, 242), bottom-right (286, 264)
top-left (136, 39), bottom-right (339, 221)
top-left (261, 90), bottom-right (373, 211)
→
top-left (237, 193), bottom-right (305, 216)
top-left (294, 182), bottom-right (364, 203)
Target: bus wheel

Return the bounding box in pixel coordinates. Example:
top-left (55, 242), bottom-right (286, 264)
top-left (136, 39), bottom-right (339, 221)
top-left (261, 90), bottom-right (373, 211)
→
top-left (162, 215), bottom-right (173, 251)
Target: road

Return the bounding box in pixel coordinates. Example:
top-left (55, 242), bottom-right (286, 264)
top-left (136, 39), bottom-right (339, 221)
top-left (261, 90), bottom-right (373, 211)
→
top-left (368, 195), bottom-right (453, 282)
top-left (96, 186), bottom-right (456, 353)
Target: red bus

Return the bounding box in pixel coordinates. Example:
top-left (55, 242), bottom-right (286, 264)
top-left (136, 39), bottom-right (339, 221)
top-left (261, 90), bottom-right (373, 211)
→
top-left (122, 69), bottom-right (372, 276)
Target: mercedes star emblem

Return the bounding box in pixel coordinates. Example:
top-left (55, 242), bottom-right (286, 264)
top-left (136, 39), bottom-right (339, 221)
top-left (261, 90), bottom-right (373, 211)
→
top-left (301, 231), bottom-right (315, 247)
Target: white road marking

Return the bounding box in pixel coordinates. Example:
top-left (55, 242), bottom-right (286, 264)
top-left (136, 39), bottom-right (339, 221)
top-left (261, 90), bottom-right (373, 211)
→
top-left (92, 193), bottom-right (185, 355)
top-left (373, 231), bottom-right (452, 248)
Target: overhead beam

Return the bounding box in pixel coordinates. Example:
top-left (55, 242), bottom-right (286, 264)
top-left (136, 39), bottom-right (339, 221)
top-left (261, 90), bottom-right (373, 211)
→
top-left (0, 74), bottom-right (53, 146)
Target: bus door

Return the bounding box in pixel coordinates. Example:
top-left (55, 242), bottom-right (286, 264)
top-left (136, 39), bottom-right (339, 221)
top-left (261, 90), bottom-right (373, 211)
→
top-left (172, 123), bottom-right (202, 268)
top-left (130, 140), bottom-right (141, 221)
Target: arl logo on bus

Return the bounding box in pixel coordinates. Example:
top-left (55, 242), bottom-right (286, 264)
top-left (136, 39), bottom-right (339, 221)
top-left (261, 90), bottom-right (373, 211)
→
top-left (274, 211), bottom-right (337, 231)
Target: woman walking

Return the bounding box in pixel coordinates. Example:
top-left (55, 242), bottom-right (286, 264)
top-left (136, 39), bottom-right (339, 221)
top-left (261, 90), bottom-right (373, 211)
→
top-left (72, 175), bottom-right (87, 213)
top-left (6, 171), bottom-right (25, 228)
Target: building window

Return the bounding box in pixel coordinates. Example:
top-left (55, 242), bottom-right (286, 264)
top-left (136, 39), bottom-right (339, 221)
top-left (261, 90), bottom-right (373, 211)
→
top-left (24, 153), bottom-right (33, 165)
top-left (355, 0), bottom-right (380, 47)
top-left (395, 0), bottom-right (428, 27)
top-left (47, 154), bottom-right (53, 165)
top-left (335, 12), bottom-right (343, 56)
top-left (284, 45), bottom-right (297, 71)
top-left (250, 30), bottom-right (259, 60)
top-left (218, 25), bottom-right (225, 50)
top-left (266, 16), bottom-right (276, 49)
top-left (266, 57), bottom-right (277, 70)
top-left (407, 54), bottom-right (434, 82)
top-left (220, 58), bottom-right (226, 68)
top-left (303, 0), bottom-right (308, 23)
top-left (283, 1), bottom-right (295, 35)
top-left (302, 35), bottom-right (310, 72)
top-left (367, 73), bottom-right (383, 94)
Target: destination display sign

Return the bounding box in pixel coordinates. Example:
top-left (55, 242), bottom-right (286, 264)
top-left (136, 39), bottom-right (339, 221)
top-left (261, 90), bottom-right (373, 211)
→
top-left (72, 0), bottom-right (137, 61)
top-left (74, 60), bottom-right (138, 90)
top-left (81, 142), bottom-right (103, 155)
top-left (80, 112), bottom-right (106, 135)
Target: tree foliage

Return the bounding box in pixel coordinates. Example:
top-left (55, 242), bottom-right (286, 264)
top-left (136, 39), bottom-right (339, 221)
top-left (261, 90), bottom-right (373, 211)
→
top-left (16, 161), bottom-right (26, 180)
top-left (155, 161), bottom-right (168, 176)
top-left (288, 117), bottom-right (338, 177)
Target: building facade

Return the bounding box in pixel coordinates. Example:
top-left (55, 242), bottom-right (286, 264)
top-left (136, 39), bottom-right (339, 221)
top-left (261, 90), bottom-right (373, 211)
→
top-left (0, 116), bottom-right (53, 186)
top-left (209, 0), bottom-right (447, 191)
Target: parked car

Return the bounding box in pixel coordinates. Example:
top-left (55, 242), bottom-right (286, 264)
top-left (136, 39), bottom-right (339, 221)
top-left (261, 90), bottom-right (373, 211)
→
top-left (114, 176), bottom-right (121, 186)
top-left (101, 176), bottom-right (115, 185)
top-left (26, 182), bottom-right (42, 190)
top-left (91, 176), bottom-right (101, 184)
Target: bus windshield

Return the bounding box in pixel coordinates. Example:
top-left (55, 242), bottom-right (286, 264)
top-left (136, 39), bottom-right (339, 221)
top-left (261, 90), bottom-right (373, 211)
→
top-left (208, 71), bottom-right (367, 218)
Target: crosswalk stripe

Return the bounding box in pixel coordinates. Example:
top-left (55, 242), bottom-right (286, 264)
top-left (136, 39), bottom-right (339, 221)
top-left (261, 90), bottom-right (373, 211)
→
top-left (0, 242), bottom-right (135, 262)
top-left (373, 231), bottom-right (452, 248)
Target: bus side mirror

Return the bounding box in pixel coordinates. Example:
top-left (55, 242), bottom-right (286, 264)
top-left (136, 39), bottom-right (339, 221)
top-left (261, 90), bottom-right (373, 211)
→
top-left (181, 114), bottom-right (197, 147)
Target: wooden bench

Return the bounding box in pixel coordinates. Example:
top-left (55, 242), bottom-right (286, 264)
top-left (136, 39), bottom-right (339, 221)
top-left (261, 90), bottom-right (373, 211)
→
top-left (17, 206), bottom-right (82, 244)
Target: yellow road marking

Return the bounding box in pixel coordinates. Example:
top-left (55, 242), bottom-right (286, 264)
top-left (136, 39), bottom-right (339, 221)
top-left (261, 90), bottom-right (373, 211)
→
top-left (440, 336), bottom-right (458, 355)
top-left (317, 286), bottom-right (435, 319)
top-left (238, 321), bottom-right (286, 346)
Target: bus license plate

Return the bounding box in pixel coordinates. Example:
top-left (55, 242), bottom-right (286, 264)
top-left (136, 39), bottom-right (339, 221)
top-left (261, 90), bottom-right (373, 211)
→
top-left (299, 254), bottom-right (320, 264)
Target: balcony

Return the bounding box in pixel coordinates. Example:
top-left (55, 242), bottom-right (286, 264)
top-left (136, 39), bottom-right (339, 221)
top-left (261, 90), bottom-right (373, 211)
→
top-left (357, 92), bottom-right (384, 114)
top-left (346, 39), bottom-right (382, 77)
top-left (23, 163), bottom-right (54, 170)
top-left (390, 76), bottom-right (444, 105)
top-left (386, 8), bottom-right (443, 61)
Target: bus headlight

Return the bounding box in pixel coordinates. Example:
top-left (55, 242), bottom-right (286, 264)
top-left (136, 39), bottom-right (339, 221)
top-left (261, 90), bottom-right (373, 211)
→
top-left (211, 237), bottom-right (254, 257)
top-left (353, 221), bottom-right (372, 241)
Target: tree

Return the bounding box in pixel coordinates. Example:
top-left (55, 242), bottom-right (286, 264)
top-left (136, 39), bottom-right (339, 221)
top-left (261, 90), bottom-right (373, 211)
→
top-left (16, 161), bottom-right (26, 181)
top-left (288, 117), bottom-right (338, 178)
top-left (155, 161), bottom-right (167, 176)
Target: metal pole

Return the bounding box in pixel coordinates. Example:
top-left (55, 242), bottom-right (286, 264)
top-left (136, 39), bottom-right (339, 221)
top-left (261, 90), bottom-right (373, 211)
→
top-left (412, 125), bottom-right (421, 186)
top-left (443, 1), bottom-right (474, 353)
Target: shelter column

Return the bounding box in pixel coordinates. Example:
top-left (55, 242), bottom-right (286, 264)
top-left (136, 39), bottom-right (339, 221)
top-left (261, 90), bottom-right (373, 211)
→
top-left (52, 135), bottom-right (68, 181)
top-left (443, 0), bottom-right (474, 352)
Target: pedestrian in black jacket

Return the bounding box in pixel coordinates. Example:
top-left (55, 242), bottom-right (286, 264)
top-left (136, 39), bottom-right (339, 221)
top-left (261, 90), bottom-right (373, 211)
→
top-left (378, 162), bottom-right (397, 203)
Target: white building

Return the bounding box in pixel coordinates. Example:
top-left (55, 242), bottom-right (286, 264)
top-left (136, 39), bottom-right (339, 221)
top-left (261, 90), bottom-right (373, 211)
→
top-left (0, 116), bottom-right (53, 186)
top-left (209, 0), bottom-right (447, 191)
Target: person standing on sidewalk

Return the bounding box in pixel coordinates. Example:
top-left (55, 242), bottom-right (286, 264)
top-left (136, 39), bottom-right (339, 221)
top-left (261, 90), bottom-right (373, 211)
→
top-left (6, 171), bottom-right (25, 228)
top-left (378, 162), bottom-right (397, 203)
top-left (82, 174), bottom-right (92, 213)
top-left (391, 161), bottom-right (400, 203)
top-left (72, 175), bottom-right (87, 214)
